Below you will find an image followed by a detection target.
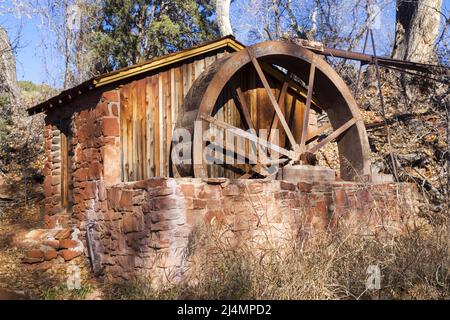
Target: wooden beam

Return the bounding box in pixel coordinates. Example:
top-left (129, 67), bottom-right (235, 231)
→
top-left (307, 118), bottom-right (357, 154)
top-left (260, 62), bottom-right (321, 109)
top-left (94, 38), bottom-right (245, 87)
top-left (300, 61), bottom-right (316, 150)
top-left (306, 122), bottom-right (332, 142)
top-left (247, 48), bottom-right (298, 149)
top-left (236, 86), bottom-right (273, 174)
top-left (235, 87), bottom-right (255, 130)
top-left (201, 115), bottom-right (293, 158)
top-left (268, 75), bottom-right (290, 145)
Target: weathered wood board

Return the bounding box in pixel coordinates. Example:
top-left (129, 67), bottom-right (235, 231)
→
top-left (120, 51), bottom-right (312, 181)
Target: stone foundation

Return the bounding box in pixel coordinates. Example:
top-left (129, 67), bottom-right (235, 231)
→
top-left (16, 226), bottom-right (84, 264)
top-left (42, 88), bottom-right (121, 230)
top-left (36, 86), bottom-right (421, 288)
top-left (86, 177), bottom-right (420, 287)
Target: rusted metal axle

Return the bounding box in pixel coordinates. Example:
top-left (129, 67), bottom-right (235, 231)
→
top-left (293, 39), bottom-right (449, 76)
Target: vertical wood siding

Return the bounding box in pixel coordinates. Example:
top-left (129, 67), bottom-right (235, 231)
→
top-left (120, 51), bottom-right (309, 181)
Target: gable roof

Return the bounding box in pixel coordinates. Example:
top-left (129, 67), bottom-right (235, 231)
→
top-left (27, 35), bottom-right (244, 115)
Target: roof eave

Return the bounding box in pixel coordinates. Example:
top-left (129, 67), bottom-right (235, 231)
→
top-left (27, 36), bottom-right (245, 116)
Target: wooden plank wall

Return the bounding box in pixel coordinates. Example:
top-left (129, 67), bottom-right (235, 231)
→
top-left (120, 51), bottom-right (228, 181)
top-left (120, 51), bottom-right (309, 181)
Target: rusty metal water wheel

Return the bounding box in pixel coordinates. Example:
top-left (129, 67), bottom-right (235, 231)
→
top-left (173, 41), bottom-right (371, 181)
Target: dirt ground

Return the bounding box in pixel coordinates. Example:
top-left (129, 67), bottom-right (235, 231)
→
top-left (0, 202), bottom-right (104, 300)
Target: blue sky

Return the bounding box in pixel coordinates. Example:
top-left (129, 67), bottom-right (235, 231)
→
top-left (1, 0), bottom-right (62, 86)
top-left (1, 13), bottom-right (46, 84)
top-left (1, 0), bottom-right (448, 87)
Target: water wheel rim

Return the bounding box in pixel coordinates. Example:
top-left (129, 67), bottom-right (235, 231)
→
top-left (174, 40), bottom-right (371, 180)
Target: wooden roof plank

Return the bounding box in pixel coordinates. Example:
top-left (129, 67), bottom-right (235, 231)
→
top-left (27, 36), bottom-right (244, 115)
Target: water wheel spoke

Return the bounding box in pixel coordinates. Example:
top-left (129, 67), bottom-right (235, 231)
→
top-left (285, 97), bottom-right (297, 150)
top-left (235, 86), bottom-right (270, 170)
top-left (235, 87), bottom-right (255, 131)
top-left (239, 158), bottom-right (288, 179)
top-left (306, 122), bottom-right (332, 143)
top-left (268, 74), bottom-right (290, 145)
top-left (205, 138), bottom-right (260, 179)
top-left (201, 114), bottom-right (293, 159)
top-left (247, 48), bottom-right (298, 149)
top-left (240, 164), bottom-right (268, 179)
top-left (307, 118), bottom-right (357, 154)
top-left (206, 141), bottom-right (251, 166)
top-left (299, 61), bottom-right (316, 151)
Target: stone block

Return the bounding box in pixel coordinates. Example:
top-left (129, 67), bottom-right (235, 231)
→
top-left (84, 181), bottom-right (98, 199)
top-left (205, 210), bottom-right (224, 224)
top-left (102, 117), bottom-right (120, 137)
top-left (199, 185), bottom-right (221, 199)
top-left (110, 103), bottom-right (119, 116)
top-left (280, 181), bottom-right (296, 191)
top-left (122, 211), bottom-right (145, 233)
top-left (102, 145), bottom-right (121, 186)
top-left (149, 196), bottom-right (184, 210)
top-left (247, 182), bottom-right (264, 194)
top-left (59, 250), bottom-right (82, 261)
top-left (150, 210), bottom-right (182, 223)
top-left (180, 184), bottom-right (195, 197)
top-left (59, 239), bottom-right (79, 249)
top-left (44, 178), bottom-right (53, 197)
top-left (277, 165), bottom-right (336, 184)
top-left (222, 184), bottom-right (240, 196)
top-left (98, 183), bottom-right (107, 201)
top-left (54, 228), bottom-right (72, 240)
top-left (26, 250), bottom-right (43, 259)
top-left (334, 189), bottom-right (348, 207)
top-left (95, 102), bottom-right (109, 117)
top-left (44, 250), bottom-right (58, 261)
top-left (102, 90), bottom-right (119, 103)
top-left (105, 210), bottom-right (122, 221)
top-left (74, 168), bottom-right (89, 182)
top-left (107, 187), bottom-right (122, 209)
top-left (119, 190), bottom-right (134, 210)
top-left (174, 225), bottom-right (191, 238)
top-left (88, 162), bottom-right (102, 180)
top-left (298, 182), bottom-right (312, 193)
top-left (149, 231), bottom-right (172, 249)
top-left (192, 199), bottom-right (206, 209)
top-left (42, 240), bottom-right (60, 249)
top-left (132, 191), bottom-right (145, 205)
top-left (23, 257), bottom-right (43, 264)
top-left (150, 220), bottom-right (175, 232)
top-left (51, 176), bottom-right (60, 186)
top-left (44, 215), bottom-right (58, 229)
top-left (52, 136), bottom-right (60, 144)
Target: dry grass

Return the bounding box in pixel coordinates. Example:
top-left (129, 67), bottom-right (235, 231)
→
top-left (105, 213), bottom-right (449, 300)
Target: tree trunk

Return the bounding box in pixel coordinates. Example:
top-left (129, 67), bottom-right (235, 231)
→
top-left (216, 0), bottom-right (233, 37)
top-left (0, 27), bottom-right (19, 108)
top-left (392, 0), bottom-right (442, 64)
top-left (446, 94), bottom-right (450, 215)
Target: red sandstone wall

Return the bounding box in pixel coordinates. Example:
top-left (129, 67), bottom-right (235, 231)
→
top-left (40, 88), bottom-right (420, 288)
top-left (89, 178), bottom-right (419, 287)
top-left (71, 90), bottom-right (121, 227)
top-left (43, 123), bottom-right (62, 222)
top-left (42, 88), bottom-right (122, 229)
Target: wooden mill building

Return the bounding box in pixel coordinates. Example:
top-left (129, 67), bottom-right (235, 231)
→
top-left (28, 36), bottom-right (321, 219)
